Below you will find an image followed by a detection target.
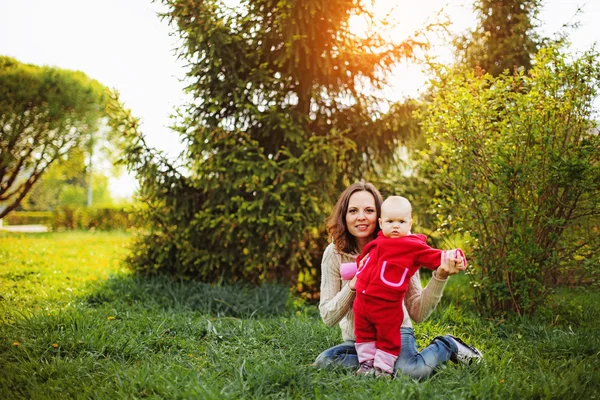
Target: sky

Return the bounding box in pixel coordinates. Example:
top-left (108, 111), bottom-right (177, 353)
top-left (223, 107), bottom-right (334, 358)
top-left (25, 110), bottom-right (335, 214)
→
top-left (1, 0), bottom-right (599, 198)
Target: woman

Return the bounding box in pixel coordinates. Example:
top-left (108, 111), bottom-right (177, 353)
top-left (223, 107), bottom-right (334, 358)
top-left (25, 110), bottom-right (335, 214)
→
top-left (314, 182), bottom-right (482, 379)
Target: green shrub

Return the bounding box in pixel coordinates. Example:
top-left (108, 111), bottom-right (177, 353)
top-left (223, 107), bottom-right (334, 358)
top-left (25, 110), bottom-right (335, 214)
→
top-left (418, 46), bottom-right (600, 316)
top-left (51, 206), bottom-right (135, 231)
top-left (2, 211), bottom-right (52, 225)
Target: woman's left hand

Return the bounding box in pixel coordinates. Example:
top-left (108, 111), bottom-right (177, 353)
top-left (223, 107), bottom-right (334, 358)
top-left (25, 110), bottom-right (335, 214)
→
top-left (348, 276), bottom-right (357, 291)
top-left (348, 254), bottom-right (368, 290)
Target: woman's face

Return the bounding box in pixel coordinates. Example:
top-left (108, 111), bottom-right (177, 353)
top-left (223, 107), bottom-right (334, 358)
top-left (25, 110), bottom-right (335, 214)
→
top-left (345, 190), bottom-right (378, 246)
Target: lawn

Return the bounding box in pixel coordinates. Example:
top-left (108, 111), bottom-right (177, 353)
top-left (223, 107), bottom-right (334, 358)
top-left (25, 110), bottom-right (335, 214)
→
top-left (1, 231), bottom-right (598, 399)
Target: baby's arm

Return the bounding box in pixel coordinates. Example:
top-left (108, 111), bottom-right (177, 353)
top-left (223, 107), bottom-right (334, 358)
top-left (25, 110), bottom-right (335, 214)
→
top-left (414, 244), bottom-right (467, 272)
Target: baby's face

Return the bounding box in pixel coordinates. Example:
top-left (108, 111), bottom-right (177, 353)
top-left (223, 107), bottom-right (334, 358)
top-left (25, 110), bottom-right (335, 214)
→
top-left (379, 202), bottom-right (412, 238)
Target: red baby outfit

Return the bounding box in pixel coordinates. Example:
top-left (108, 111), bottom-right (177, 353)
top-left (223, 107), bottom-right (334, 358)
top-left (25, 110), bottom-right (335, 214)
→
top-left (353, 232), bottom-right (444, 374)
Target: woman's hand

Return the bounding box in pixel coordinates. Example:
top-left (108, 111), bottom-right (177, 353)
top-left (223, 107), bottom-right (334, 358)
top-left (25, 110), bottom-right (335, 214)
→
top-left (348, 276), bottom-right (357, 291)
top-left (348, 254), bottom-right (367, 291)
top-left (436, 250), bottom-right (466, 280)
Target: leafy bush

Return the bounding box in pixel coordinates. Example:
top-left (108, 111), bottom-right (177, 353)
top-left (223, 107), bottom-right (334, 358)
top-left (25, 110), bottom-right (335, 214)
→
top-left (418, 46), bottom-right (600, 316)
top-left (51, 206), bottom-right (135, 231)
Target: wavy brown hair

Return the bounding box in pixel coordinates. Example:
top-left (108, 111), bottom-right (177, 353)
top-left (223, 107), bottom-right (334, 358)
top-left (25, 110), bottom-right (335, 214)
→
top-left (326, 182), bottom-right (383, 254)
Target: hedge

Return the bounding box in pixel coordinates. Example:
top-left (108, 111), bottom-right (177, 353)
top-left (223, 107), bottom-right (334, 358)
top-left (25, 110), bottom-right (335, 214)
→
top-left (2, 211), bottom-right (52, 226)
top-left (51, 206), bottom-right (136, 231)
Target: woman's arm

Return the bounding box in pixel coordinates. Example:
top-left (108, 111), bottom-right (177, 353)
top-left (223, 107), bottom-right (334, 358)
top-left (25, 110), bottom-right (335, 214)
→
top-left (318, 244), bottom-right (356, 327)
top-left (405, 248), bottom-right (466, 323)
top-left (404, 270), bottom-right (448, 323)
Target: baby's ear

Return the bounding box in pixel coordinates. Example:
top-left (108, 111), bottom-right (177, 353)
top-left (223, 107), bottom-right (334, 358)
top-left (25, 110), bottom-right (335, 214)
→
top-left (378, 218), bottom-right (383, 228)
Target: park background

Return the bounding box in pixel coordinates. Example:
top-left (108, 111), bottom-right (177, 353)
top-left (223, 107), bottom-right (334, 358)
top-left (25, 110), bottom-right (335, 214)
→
top-left (2, 0), bottom-right (599, 200)
top-left (1, 0), bottom-right (599, 399)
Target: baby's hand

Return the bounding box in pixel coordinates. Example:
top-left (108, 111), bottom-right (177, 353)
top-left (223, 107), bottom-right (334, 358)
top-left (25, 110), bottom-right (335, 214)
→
top-left (449, 249), bottom-right (467, 270)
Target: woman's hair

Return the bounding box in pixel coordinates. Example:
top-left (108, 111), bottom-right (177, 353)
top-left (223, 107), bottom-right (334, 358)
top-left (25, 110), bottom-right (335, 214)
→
top-left (326, 182), bottom-right (383, 254)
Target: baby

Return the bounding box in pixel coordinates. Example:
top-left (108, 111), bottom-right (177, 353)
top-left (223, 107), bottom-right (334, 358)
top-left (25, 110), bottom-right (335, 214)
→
top-left (352, 196), bottom-right (466, 377)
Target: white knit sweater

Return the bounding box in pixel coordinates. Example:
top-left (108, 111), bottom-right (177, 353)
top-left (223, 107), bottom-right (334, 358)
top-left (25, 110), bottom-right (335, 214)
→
top-left (318, 242), bottom-right (448, 342)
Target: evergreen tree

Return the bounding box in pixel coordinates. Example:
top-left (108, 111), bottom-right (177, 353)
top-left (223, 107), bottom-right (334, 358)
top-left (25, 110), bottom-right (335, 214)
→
top-left (455, 0), bottom-right (541, 76)
top-left (118, 0), bottom-right (425, 285)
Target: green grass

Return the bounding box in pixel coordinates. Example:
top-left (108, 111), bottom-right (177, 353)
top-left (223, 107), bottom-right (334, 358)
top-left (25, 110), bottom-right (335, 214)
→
top-left (1, 231), bottom-right (599, 399)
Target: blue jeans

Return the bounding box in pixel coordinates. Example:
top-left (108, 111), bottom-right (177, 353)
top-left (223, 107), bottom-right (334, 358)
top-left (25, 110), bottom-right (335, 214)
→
top-left (314, 328), bottom-right (456, 380)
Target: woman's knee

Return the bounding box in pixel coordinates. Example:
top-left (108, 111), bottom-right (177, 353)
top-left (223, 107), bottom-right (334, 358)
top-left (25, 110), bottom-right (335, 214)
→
top-left (314, 343), bottom-right (358, 368)
top-left (395, 362), bottom-right (434, 380)
top-left (314, 351), bottom-right (334, 367)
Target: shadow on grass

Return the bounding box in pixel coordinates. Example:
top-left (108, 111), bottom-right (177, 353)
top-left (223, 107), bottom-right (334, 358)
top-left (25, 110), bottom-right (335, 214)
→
top-left (0, 273), bottom-right (317, 399)
top-left (83, 274), bottom-right (292, 318)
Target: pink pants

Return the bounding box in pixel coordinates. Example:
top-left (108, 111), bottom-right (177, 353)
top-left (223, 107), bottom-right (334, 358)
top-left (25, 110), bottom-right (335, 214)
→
top-left (354, 293), bottom-right (404, 374)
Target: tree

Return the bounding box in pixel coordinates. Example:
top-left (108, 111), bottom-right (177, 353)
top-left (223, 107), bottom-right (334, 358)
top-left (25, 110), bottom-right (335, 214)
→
top-left (18, 147), bottom-right (85, 211)
top-left (455, 0), bottom-right (541, 76)
top-left (418, 46), bottom-right (600, 316)
top-left (0, 56), bottom-right (118, 219)
top-left (20, 163), bottom-right (115, 211)
top-left (19, 128), bottom-right (126, 211)
top-left (118, 0), bottom-right (428, 285)
top-left (167, 0), bottom-right (428, 176)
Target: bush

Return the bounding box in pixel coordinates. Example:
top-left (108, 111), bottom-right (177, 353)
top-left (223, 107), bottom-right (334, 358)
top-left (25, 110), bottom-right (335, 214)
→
top-left (418, 46), bottom-right (600, 316)
top-left (51, 206), bottom-right (135, 231)
top-left (2, 211), bottom-right (52, 226)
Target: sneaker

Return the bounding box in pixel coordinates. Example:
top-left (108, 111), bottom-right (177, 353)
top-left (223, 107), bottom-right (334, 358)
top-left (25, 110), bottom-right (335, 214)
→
top-left (356, 359), bottom-right (375, 376)
top-left (374, 367), bottom-right (394, 379)
top-left (448, 335), bottom-right (483, 365)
